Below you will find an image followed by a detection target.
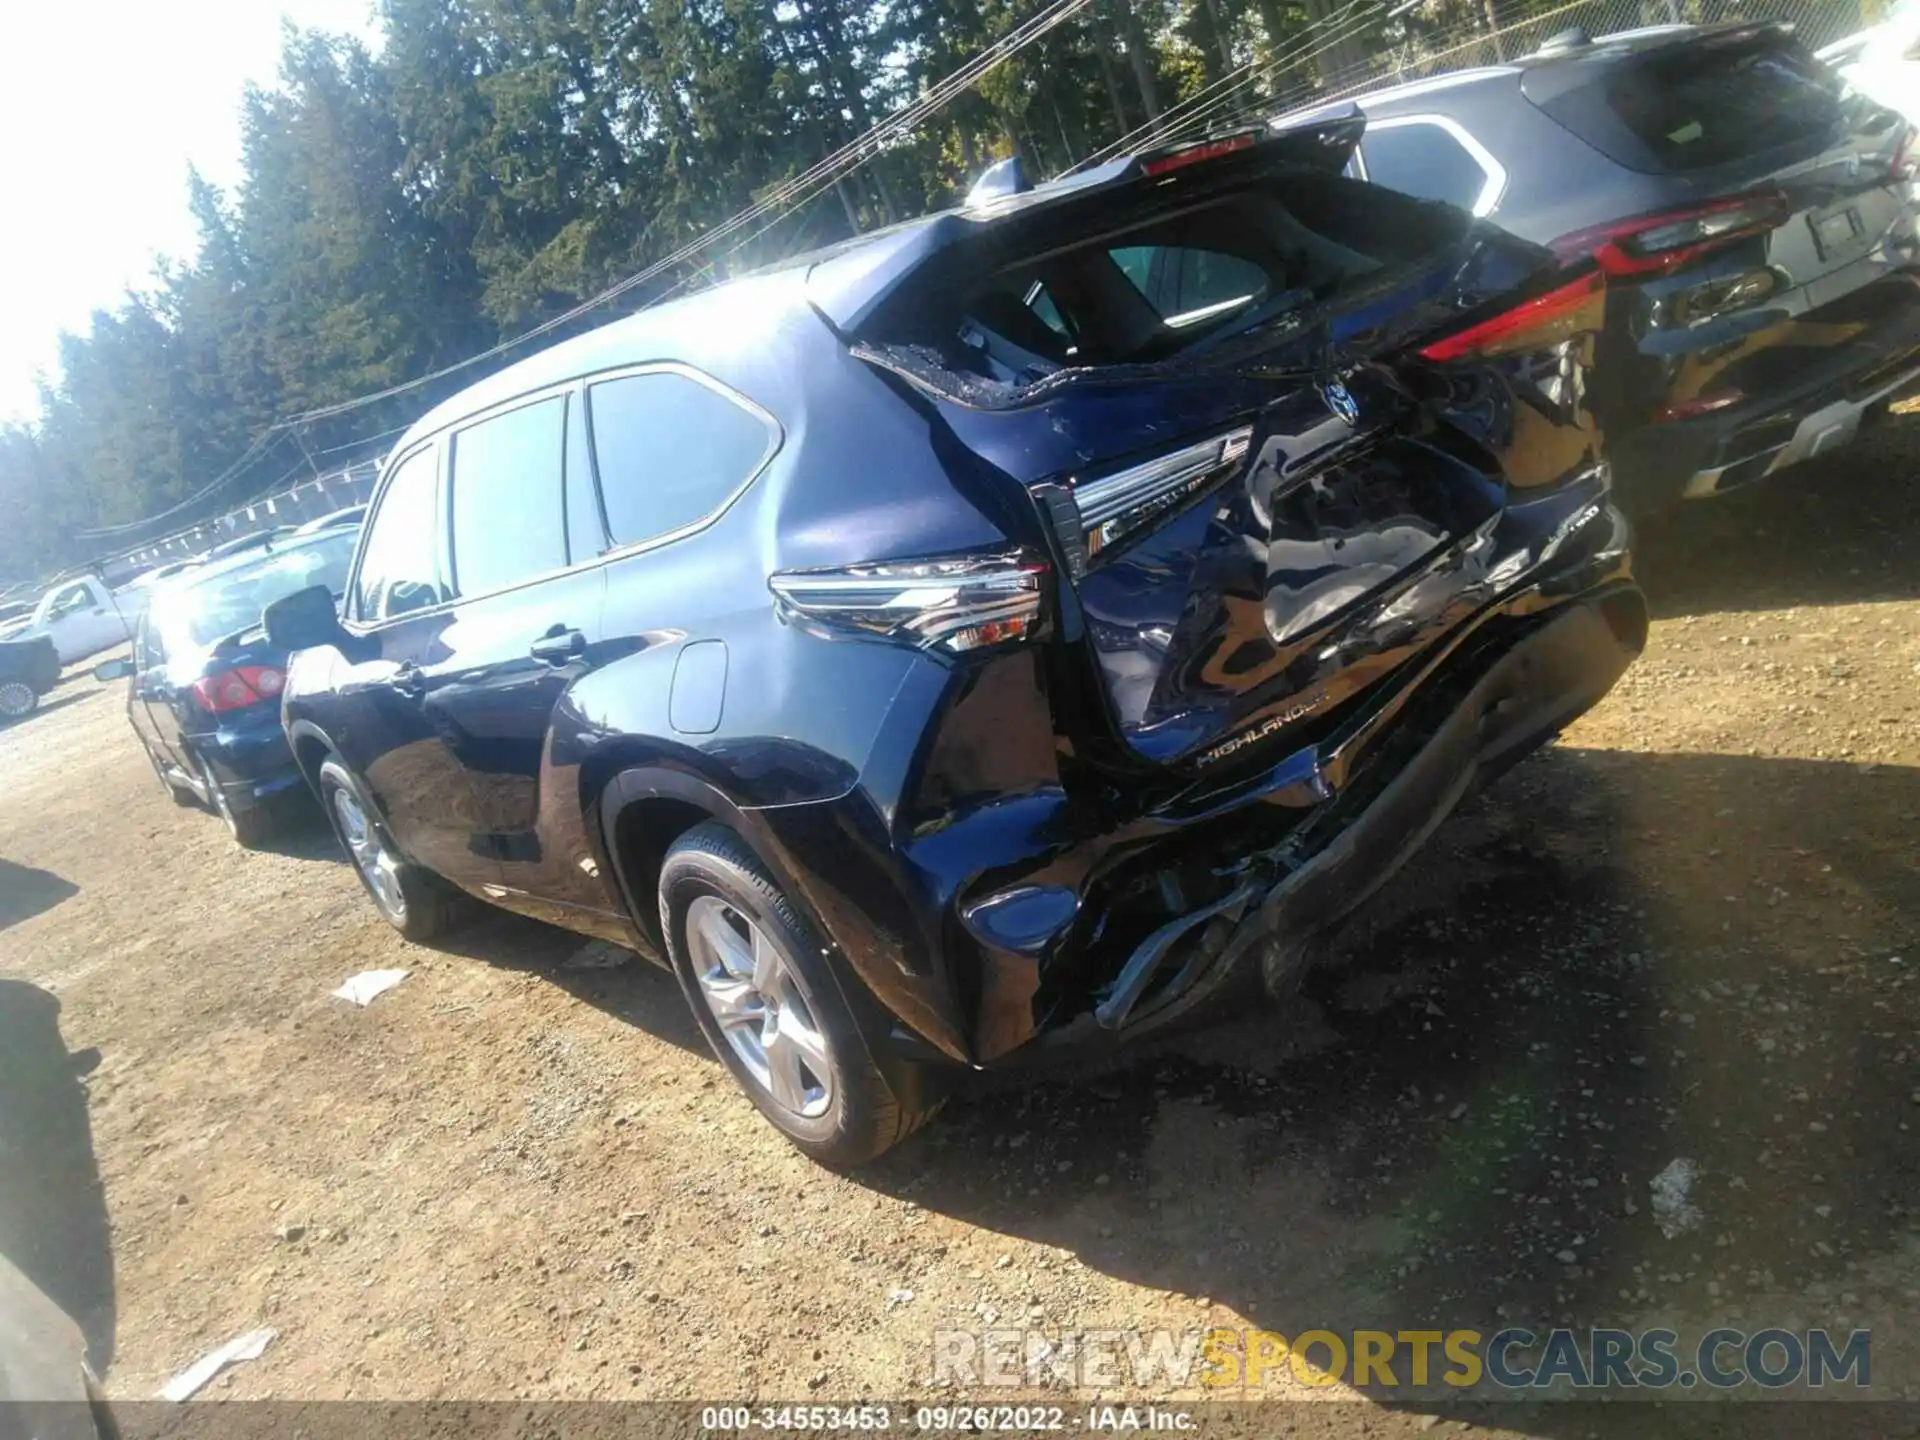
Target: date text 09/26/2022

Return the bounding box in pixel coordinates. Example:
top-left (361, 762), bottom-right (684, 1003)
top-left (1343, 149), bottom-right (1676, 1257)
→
top-left (701, 1406), bottom-right (1191, 1431)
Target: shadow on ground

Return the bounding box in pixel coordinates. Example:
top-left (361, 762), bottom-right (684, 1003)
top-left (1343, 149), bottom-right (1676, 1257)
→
top-left (1634, 412), bottom-right (1920, 620)
top-left (850, 746), bottom-right (1920, 1414)
top-left (0, 981), bottom-right (114, 1370)
top-left (431, 906), bottom-right (707, 1057)
top-left (0, 858), bottom-right (79, 932)
top-left (0, 692), bottom-right (90, 732)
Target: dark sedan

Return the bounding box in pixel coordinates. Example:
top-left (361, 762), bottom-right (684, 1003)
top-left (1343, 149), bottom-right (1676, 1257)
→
top-left (97, 529), bottom-right (357, 846)
top-left (1281, 22), bottom-right (1920, 512)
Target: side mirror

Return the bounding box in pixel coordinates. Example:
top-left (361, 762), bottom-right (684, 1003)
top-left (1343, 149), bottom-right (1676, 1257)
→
top-left (263, 584), bottom-right (347, 653)
top-left (92, 658), bottom-right (134, 682)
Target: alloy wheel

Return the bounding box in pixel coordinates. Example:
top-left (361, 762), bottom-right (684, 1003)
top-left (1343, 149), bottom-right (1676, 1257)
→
top-left (686, 894), bottom-right (834, 1119)
top-left (0, 681), bottom-right (35, 718)
top-left (331, 784), bottom-right (407, 921)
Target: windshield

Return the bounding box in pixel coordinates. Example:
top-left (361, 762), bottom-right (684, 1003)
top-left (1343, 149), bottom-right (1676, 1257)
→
top-left (150, 531), bottom-right (356, 663)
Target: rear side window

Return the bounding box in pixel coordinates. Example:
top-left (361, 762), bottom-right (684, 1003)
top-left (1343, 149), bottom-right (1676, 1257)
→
top-left (1532, 36), bottom-right (1842, 173)
top-left (354, 446), bottom-right (444, 621)
top-left (1360, 123), bottom-right (1492, 212)
top-left (46, 583), bottom-right (94, 620)
top-left (449, 397), bottom-right (567, 596)
top-left (586, 371), bottom-right (775, 548)
top-left (1109, 245), bottom-right (1272, 327)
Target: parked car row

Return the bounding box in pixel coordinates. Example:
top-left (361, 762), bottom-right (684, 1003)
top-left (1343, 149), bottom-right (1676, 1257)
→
top-left (1280, 21), bottom-right (1920, 511)
top-left (93, 23), bottom-right (1918, 1165)
top-left (96, 528), bottom-right (361, 845)
top-left (0, 509), bottom-right (367, 729)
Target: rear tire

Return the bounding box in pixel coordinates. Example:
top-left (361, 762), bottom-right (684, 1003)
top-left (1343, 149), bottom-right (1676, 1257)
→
top-left (0, 680), bottom-right (38, 720)
top-left (199, 754), bottom-right (273, 849)
top-left (659, 822), bottom-right (942, 1165)
top-left (148, 747), bottom-right (197, 807)
top-left (317, 757), bottom-right (461, 942)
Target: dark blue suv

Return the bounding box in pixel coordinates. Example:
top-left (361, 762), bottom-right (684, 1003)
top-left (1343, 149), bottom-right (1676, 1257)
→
top-left (268, 120), bottom-right (1647, 1162)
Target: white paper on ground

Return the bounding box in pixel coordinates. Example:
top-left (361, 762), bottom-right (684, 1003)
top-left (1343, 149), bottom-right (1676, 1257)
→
top-left (157, 1326), bottom-right (276, 1401)
top-left (331, 969), bottom-right (409, 1006)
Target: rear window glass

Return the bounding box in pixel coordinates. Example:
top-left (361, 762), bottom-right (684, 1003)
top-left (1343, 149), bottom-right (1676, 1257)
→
top-left (1534, 37), bottom-right (1842, 173)
top-left (153, 532), bottom-right (358, 660)
top-left (875, 174), bottom-right (1468, 389)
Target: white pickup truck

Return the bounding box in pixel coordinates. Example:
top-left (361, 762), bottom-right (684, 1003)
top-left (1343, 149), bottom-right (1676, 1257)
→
top-left (0, 576), bottom-right (134, 665)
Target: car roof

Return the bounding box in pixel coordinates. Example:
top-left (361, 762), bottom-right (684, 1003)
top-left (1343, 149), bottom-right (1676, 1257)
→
top-left (1283, 20), bottom-right (1792, 121)
top-left (389, 116), bottom-right (1369, 458)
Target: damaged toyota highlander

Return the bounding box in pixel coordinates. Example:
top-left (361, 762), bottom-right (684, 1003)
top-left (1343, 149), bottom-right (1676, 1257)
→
top-left (265, 117), bottom-right (1647, 1163)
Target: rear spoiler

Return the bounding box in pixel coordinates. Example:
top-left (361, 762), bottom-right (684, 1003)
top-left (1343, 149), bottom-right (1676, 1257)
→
top-left (805, 114), bottom-right (1369, 335)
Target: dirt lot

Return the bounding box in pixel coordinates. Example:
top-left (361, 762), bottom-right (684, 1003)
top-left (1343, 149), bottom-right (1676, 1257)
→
top-left (4, 420), bottom-right (1920, 1434)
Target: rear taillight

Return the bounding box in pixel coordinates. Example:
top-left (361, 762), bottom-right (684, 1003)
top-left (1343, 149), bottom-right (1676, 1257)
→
top-left (1417, 269), bottom-right (1606, 364)
top-left (1041, 426), bottom-right (1254, 577)
top-left (1142, 132), bottom-right (1257, 177)
top-left (192, 665), bottom-right (285, 713)
top-left (1551, 191), bottom-right (1791, 277)
top-left (769, 552), bottom-right (1047, 653)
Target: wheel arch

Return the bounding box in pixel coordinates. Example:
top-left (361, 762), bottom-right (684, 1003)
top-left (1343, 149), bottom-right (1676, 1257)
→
top-left (594, 764), bottom-right (765, 955)
top-left (287, 719), bottom-right (335, 791)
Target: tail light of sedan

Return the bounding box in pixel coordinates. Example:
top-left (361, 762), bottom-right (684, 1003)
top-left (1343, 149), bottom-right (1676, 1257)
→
top-left (193, 665), bottom-right (285, 712)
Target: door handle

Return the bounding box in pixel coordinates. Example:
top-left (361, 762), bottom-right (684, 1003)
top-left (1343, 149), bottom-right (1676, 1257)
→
top-left (391, 662), bottom-right (427, 695)
top-left (529, 628), bottom-right (586, 664)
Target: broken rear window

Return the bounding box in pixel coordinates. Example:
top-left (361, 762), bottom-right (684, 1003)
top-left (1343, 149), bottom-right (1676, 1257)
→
top-left (865, 172), bottom-right (1473, 393)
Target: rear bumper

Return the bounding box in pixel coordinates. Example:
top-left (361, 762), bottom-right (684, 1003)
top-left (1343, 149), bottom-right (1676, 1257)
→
top-left (1044, 579), bottom-right (1647, 1051)
top-left (751, 520), bottom-right (1644, 1068)
top-left (1610, 270), bottom-right (1920, 510)
top-left (191, 721), bottom-right (303, 812)
top-left (1680, 358), bottom-right (1920, 499)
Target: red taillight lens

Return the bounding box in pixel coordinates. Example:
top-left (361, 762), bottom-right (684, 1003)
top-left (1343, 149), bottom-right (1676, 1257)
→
top-left (1551, 191), bottom-right (1791, 278)
top-left (1418, 268), bottom-right (1606, 364)
top-left (192, 665), bottom-right (285, 713)
top-left (1142, 132), bottom-right (1256, 177)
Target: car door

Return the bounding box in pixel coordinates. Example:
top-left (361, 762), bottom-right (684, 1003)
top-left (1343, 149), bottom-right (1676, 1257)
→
top-left (326, 441), bottom-right (495, 890)
top-left (36, 582), bottom-right (106, 664)
top-left (428, 389), bottom-right (615, 927)
top-left (129, 614), bottom-right (186, 776)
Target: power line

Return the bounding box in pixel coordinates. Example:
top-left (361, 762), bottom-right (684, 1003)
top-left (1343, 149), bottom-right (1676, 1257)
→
top-left (76, 430), bottom-right (289, 540)
top-left (285, 0), bottom-right (1103, 427)
top-left (1068, 0), bottom-right (1383, 175)
top-left (82, 0), bottom-right (1104, 543)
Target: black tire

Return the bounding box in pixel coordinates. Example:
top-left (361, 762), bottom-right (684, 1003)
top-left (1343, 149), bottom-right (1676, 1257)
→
top-left (0, 680), bottom-right (38, 720)
top-left (141, 744), bottom-right (197, 806)
top-left (659, 822), bottom-right (942, 1165)
top-left (316, 757), bottom-right (462, 942)
top-left (198, 754), bottom-right (273, 849)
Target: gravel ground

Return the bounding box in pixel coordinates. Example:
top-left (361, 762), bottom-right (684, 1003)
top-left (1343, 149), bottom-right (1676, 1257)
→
top-left (2, 418), bottom-right (1918, 1436)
